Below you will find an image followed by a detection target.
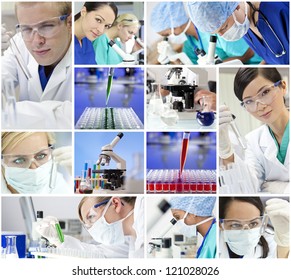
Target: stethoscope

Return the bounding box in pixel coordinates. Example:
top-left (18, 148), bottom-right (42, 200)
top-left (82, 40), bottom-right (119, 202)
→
top-left (247, 2), bottom-right (286, 58)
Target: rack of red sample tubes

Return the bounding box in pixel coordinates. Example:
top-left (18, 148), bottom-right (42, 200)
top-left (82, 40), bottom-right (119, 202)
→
top-left (146, 169), bottom-right (216, 193)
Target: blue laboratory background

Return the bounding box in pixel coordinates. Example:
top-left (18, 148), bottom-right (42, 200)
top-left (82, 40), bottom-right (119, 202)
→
top-left (75, 131), bottom-right (144, 179)
top-left (75, 68), bottom-right (144, 126)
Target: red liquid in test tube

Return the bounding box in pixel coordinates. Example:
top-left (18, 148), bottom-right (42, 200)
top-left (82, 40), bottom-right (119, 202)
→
top-left (180, 132), bottom-right (190, 177)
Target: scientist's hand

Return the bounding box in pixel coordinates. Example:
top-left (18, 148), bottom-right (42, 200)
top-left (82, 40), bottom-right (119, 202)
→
top-left (219, 105), bottom-right (233, 159)
top-left (1, 24), bottom-right (11, 51)
top-left (195, 90), bottom-right (216, 111)
top-left (53, 146), bottom-right (72, 175)
top-left (36, 216), bottom-right (64, 247)
top-left (266, 198), bottom-right (289, 247)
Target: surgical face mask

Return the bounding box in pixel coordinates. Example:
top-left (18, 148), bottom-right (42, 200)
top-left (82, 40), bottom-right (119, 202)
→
top-left (223, 227), bottom-right (261, 256)
top-left (168, 20), bottom-right (191, 44)
top-left (176, 212), bottom-right (214, 237)
top-left (4, 159), bottom-right (53, 194)
top-left (221, 4), bottom-right (250, 41)
top-left (87, 199), bottom-right (134, 246)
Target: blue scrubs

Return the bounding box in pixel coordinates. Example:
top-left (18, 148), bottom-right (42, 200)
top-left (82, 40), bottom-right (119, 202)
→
top-left (38, 66), bottom-right (53, 91)
top-left (243, 2), bottom-right (289, 64)
top-left (183, 31), bottom-right (262, 64)
top-left (93, 34), bottom-right (123, 65)
top-left (196, 219), bottom-right (216, 258)
top-left (74, 36), bottom-right (96, 65)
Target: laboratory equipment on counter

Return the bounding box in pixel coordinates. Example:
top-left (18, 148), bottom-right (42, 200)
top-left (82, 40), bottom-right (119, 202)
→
top-left (1, 232), bottom-right (26, 258)
top-left (196, 96), bottom-right (215, 126)
top-left (134, 35), bottom-right (144, 48)
top-left (147, 169), bottom-right (216, 193)
top-left (148, 83), bottom-right (164, 116)
top-left (219, 162), bottom-right (257, 194)
top-left (94, 133), bottom-right (126, 191)
top-left (108, 40), bottom-right (136, 65)
top-left (206, 35), bottom-right (223, 65)
top-left (229, 114), bottom-right (247, 150)
top-left (4, 236), bottom-right (19, 258)
top-left (79, 169), bottom-right (93, 194)
top-left (149, 238), bottom-right (173, 258)
top-left (174, 234), bottom-right (197, 258)
top-left (161, 67), bottom-right (197, 111)
top-left (106, 68), bottom-right (114, 106)
top-left (75, 107), bottom-right (143, 129)
top-left (180, 132), bottom-right (190, 176)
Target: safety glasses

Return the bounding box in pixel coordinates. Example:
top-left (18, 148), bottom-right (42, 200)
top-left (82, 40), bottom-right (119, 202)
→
top-left (240, 81), bottom-right (282, 112)
top-left (1, 145), bottom-right (54, 169)
top-left (220, 215), bottom-right (268, 234)
top-left (16, 15), bottom-right (69, 41)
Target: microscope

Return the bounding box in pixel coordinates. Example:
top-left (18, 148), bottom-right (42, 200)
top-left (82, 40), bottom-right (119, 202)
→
top-left (93, 133), bottom-right (126, 190)
top-left (161, 67), bottom-right (198, 112)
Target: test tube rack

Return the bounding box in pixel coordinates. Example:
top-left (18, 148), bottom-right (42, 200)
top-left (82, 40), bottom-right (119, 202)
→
top-left (146, 169), bottom-right (216, 193)
top-left (75, 107), bottom-right (144, 129)
top-left (31, 247), bottom-right (101, 258)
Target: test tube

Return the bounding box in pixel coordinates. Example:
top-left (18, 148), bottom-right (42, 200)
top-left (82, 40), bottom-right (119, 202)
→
top-left (180, 132), bottom-right (190, 176)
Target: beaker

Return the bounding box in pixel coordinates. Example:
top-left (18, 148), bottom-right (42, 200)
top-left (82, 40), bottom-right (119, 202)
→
top-left (5, 236), bottom-right (19, 259)
top-left (79, 169), bottom-right (93, 194)
top-left (148, 83), bottom-right (164, 116)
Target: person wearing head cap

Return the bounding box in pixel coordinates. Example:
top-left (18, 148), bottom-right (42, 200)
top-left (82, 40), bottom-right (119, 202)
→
top-left (150, 2), bottom-right (261, 65)
top-left (170, 196), bottom-right (217, 258)
top-left (186, 1), bottom-right (289, 64)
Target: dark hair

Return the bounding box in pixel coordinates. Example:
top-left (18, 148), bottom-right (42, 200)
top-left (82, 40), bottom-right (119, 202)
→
top-left (234, 68), bottom-right (282, 101)
top-left (75, 2), bottom-right (118, 21)
top-left (219, 197), bottom-right (269, 258)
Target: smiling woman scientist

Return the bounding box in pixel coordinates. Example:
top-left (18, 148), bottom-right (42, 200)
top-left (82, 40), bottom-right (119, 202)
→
top-left (170, 196), bottom-right (217, 258)
top-left (187, 1), bottom-right (289, 64)
top-left (36, 196), bottom-right (144, 258)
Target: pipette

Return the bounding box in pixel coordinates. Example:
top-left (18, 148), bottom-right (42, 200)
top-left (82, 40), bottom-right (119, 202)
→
top-left (180, 132), bottom-right (190, 176)
top-left (8, 34), bottom-right (32, 80)
top-left (106, 68), bottom-right (114, 106)
top-left (230, 114), bottom-right (247, 150)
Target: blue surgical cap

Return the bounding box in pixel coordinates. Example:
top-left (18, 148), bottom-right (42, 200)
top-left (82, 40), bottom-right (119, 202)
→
top-left (170, 197), bottom-right (216, 216)
top-left (187, 1), bottom-right (239, 33)
top-left (150, 2), bottom-right (189, 32)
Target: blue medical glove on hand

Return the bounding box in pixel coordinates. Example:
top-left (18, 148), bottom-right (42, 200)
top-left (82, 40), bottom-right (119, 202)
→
top-left (266, 198), bottom-right (290, 247)
top-left (53, 146), bottom-right (72, 175)
top-left (36, 216), bottom-right (64, 247)
top-left (219, 105), bottom-right (233, 159)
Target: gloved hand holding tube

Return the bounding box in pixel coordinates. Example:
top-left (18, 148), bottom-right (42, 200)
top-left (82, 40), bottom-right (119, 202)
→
top-left (36, 216), bottom-right (64, 247)
top-left (52, 146), bottom-right (72, 175)
top-left (265, 198), bottom-right (289, 248)
top-left (219, 105), bottom-right (234, 159)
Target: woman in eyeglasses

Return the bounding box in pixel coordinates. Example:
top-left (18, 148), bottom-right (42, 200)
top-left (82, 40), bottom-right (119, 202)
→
top-left (219, 197), bottom-right (289, 258)
top-left (1, 132), bottom-right (72, 194)
top-left (219, 67), bottom-right (289, 193)
top-left (93, 13), bottom-right (141, 65)
top-left (74, 2), bottom-right (118, 64)
top-left (36, 196), bottom-right (144, 258)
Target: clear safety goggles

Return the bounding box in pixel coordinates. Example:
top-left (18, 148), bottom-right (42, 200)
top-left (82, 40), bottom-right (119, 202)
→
top-left (220, 215), bottom-right (268, 234)
top-left (16, 15), bottom-right (69, 41)
top-left (1, 146), bottom-right (53, 169)
top-left (240, 81), bottom-right (282, 112)
top-left (82, 199), bottom-right (110, 230)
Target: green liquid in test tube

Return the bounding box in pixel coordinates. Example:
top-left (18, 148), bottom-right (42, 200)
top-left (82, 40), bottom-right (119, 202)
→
top-left (106, 68), bottom-right (114, 106)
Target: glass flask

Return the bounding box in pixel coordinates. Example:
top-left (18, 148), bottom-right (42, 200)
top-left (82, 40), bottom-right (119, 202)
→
top-left (148, 83), bottom-right (164, 116)
top-left (5, 236), bottom-right (19, 259)
top-left (196, 95), bottom-right (215, 126)
top-left (79, 170), bottom-right (93, 194)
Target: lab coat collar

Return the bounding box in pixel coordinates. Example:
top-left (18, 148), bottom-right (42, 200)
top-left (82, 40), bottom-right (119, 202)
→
top-left (42, 42), bottom-right (72, 96)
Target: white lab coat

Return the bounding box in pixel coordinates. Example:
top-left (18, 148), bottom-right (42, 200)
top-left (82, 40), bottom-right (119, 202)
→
top-left (235, 124), bottom-right (289, 194)
top-left (2, 33), bottom-right (72, 102)
top-left (1, 171), bottom-right (72, 194)
top-left (219, 229), bottom-right (277, 258)
top-left (59, 197), bottom-right (145, 258)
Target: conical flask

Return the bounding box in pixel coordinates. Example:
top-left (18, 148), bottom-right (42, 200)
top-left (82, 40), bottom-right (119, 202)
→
top-left (148, 83), bottom-right (164, 116)
top-left (5, 236), bottom-right (19, 259)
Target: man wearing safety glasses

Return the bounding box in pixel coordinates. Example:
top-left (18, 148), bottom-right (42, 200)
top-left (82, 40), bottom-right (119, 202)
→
top-left (1, 2), bottom-right (72, 129)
